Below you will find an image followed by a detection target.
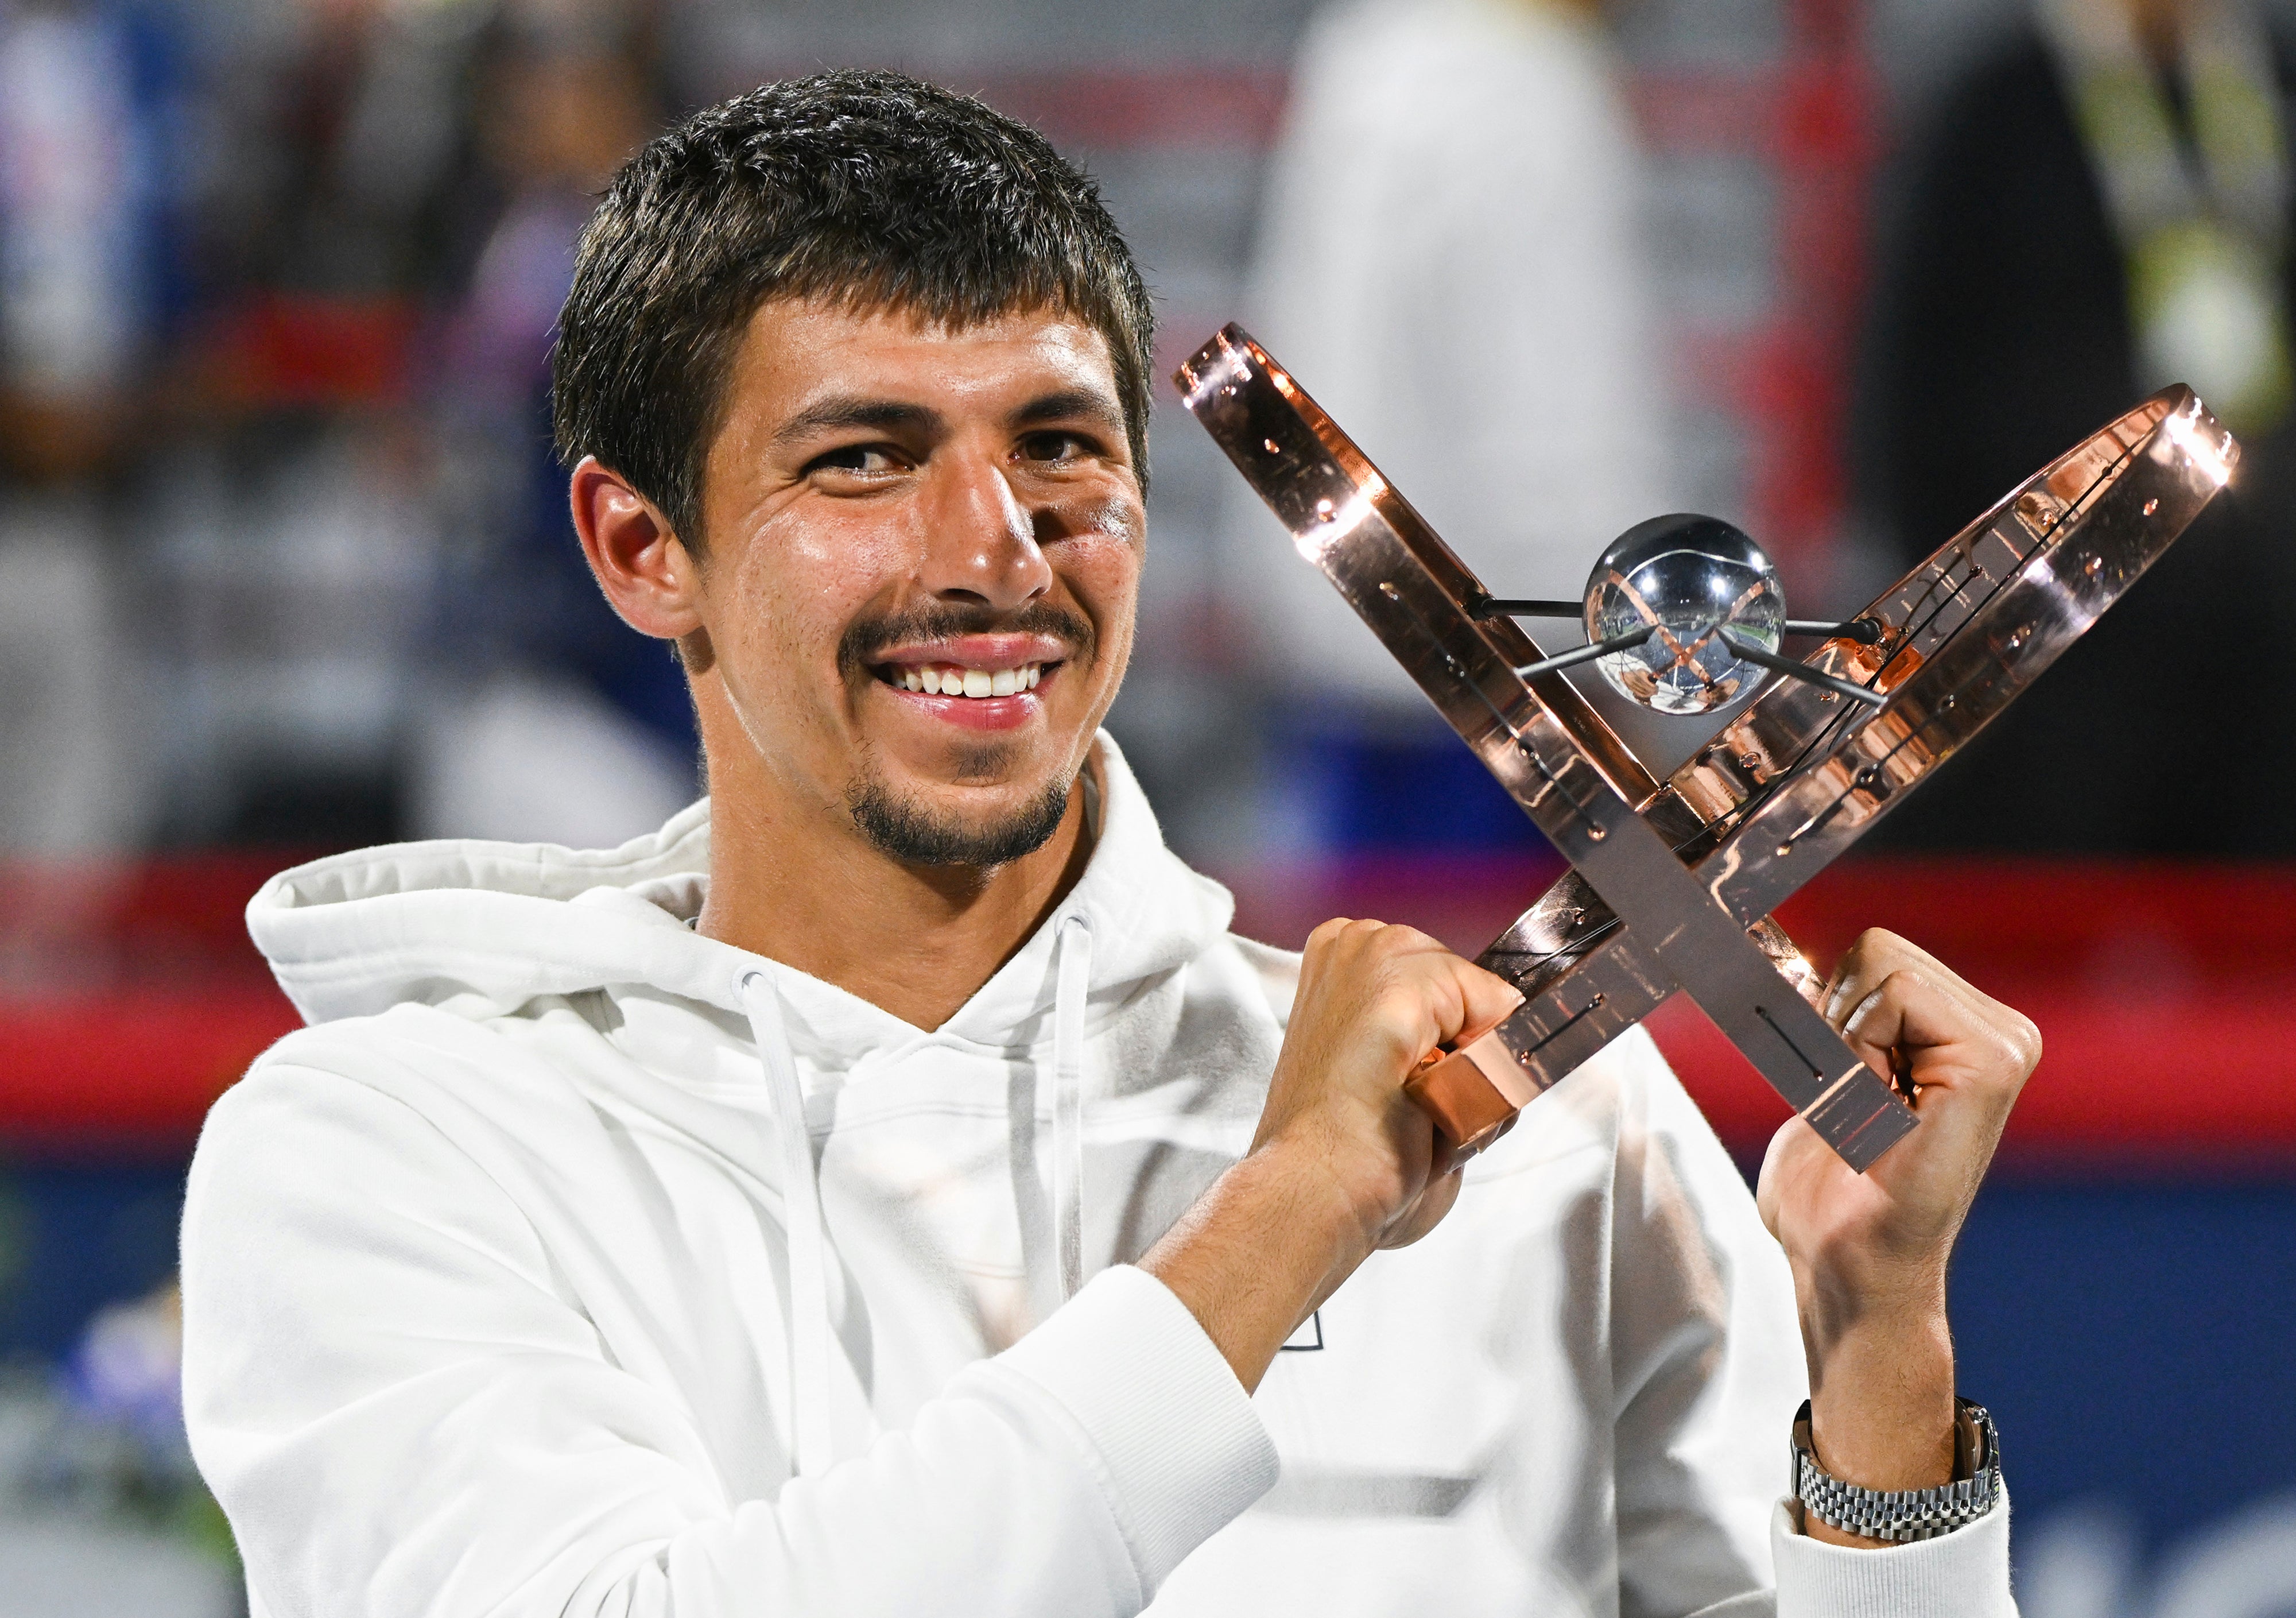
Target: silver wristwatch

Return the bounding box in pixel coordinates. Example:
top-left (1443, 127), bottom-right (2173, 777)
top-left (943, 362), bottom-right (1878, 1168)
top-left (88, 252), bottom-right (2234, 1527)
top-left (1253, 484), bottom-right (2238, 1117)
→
top-left (1790, 1399), bottom-right (2001, 1543)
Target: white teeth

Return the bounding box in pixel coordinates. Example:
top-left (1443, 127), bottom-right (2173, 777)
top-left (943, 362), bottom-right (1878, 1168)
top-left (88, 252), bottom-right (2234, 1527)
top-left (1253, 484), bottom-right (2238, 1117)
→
top-left (893, 661), bottom-right (1048, 696)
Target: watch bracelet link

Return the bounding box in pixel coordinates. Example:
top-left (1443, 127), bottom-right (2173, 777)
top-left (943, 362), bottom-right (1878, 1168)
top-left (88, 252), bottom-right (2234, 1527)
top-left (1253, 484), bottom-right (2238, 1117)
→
top-left (1790, 1398), bottom-right (2001, 1543)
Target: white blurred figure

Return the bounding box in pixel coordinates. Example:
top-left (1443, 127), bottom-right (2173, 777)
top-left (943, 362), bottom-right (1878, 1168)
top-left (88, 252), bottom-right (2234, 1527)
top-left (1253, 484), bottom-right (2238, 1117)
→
top-left (2017, 1502), bottom-right (2140, 1618)
top-left (2150, 1494), bottom-right (2296, 1618)
top-left (2012, 1494), bottom-right (2296, 1618)
top-left (0, 5), bottom-right (141, 400)
top-left (1233, 0), bottom-right (1667, 720)
top-left (408, 671), bottom-right (694, 850)
top-left (0, 1), bottom-right (162, 854)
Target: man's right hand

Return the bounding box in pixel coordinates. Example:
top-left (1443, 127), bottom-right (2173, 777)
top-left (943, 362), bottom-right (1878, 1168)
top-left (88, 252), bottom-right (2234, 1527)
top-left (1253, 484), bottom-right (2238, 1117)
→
top-left (1141, 919), bottom-right (1523, 1391)
top-left (1252, 919), bottom-right (1526, 1252)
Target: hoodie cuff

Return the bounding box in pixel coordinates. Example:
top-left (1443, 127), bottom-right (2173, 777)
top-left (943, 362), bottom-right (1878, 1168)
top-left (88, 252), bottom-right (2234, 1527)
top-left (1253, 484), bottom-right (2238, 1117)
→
top-left (1770, 1492), bottom-right (2014, 1617)
top-left (994, 1264), bottom-right (1279, 1589)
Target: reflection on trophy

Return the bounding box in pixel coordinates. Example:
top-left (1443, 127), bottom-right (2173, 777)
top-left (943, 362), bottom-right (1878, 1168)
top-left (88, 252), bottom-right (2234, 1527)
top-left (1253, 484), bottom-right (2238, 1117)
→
top-left (1178, 323), bottom-right (2237, 1172)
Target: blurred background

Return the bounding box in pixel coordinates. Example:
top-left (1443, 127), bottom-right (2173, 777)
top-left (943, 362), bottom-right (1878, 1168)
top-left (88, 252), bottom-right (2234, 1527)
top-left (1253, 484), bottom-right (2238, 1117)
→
top-left (1, 0), bottom-right (2293, 1611)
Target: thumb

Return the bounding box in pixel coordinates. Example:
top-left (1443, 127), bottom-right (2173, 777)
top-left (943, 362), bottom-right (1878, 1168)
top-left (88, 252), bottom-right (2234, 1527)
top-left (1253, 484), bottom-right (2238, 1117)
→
top-left (1448, 959), bottom-right (1526, 1047)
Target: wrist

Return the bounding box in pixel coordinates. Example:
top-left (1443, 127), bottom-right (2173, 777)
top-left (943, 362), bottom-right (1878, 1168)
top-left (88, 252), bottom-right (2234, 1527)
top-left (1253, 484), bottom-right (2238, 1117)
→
top-left (1803, 1303), bottom-right (1956, 1512)
top-left (1794, 1398), bottom-right (2000, 1546)
top-left (1787, 1250), bottom-right (1955, 1498)
top-left (1791, 1249), bottom-right (1946, 1380)
top-left (1138, 1143), bottom-right (1375, 1393)
top-left (1240, 1136), bottom-right (1383, 1279)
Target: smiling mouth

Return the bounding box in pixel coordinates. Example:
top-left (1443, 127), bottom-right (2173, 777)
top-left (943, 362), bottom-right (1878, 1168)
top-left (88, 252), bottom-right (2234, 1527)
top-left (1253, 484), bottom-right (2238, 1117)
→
top-left (874, 659), bottom-right (1056, 698)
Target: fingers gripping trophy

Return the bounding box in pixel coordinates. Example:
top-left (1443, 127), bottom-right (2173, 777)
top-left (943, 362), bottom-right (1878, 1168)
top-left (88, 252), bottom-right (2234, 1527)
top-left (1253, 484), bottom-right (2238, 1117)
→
top-left (1177, 325), bottom-right (2235, 1178)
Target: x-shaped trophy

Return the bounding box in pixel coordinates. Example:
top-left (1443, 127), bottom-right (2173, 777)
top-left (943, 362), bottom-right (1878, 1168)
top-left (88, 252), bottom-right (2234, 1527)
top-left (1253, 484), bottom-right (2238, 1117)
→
top-left (1178, 326), bottom-right (2236, 1171)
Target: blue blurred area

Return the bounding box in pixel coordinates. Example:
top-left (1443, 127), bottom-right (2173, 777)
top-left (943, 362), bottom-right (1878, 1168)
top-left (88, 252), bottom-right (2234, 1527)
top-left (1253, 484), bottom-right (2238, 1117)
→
top-left (1270, 725), bottom-right (1558, 854)
top-left (0, 1159), bottom-right (185, 1364)
top-left (1953, 1178), bottom-right (2296, 1552)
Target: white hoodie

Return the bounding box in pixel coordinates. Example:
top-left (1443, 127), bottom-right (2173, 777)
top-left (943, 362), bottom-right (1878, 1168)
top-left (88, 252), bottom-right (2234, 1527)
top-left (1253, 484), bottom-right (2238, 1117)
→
top-left (181, 736), bottom-right (2015, 1618)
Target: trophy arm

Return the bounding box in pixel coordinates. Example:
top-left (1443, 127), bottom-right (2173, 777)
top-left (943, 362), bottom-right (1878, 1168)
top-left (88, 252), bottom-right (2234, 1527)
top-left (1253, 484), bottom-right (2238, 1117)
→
top-left (1427, 856), bottom-right (1835, 1160)
top-left (1675, 387), bottom-right (2234, 921)
top-left (1175, 324), bottom-right (1662, 810)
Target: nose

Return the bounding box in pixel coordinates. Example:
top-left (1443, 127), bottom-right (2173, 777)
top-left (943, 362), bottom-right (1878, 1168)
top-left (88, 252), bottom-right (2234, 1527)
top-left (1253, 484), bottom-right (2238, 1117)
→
top-left (918, 450), bottom-right (1054, 611)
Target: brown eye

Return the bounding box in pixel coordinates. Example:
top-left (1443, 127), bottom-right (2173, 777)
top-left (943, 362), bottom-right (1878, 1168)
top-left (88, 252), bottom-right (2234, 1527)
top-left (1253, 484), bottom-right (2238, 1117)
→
top-left (1018, 430), bottom-right (1094, 465)
top-left (807, 443), bottom-right (906, 477)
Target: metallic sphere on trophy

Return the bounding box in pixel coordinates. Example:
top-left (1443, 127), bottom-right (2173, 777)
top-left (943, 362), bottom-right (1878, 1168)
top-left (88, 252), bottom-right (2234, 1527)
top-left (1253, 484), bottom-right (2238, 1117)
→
top-left (1467, 512), bottom-right (1888, 714)
top-left (1584, 514), bottom-right (1786, 714)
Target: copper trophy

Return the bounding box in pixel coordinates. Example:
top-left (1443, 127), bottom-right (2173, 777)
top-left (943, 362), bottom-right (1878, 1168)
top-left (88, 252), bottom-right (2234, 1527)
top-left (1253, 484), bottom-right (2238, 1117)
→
top-left (1177, 324), bottom-right (2236, 1172)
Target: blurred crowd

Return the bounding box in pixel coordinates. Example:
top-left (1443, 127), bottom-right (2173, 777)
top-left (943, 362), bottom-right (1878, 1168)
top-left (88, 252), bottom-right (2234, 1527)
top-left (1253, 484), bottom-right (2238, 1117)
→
top-left (3, 0), bottom-right (2288, 873)
top-left (1857, 0), bottom-right (2296, 853)
top-left (1242, 0), bottom-right (2296, 858)
top-left (0, 0), bottom-right (699, 864)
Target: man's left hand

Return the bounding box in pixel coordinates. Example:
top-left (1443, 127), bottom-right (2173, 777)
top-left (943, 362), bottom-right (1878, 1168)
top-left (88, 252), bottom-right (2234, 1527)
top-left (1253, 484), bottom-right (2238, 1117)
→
top-left (1755, 927), bottom-right (2041, 1546)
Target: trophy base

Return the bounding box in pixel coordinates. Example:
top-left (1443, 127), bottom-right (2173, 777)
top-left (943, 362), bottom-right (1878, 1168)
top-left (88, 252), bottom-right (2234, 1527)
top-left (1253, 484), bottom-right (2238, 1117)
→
top-left (1406, 1029), bottom-right (1533, 1171)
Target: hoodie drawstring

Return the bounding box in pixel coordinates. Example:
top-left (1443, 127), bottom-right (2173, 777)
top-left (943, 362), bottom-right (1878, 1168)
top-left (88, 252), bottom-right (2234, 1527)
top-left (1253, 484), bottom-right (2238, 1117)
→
top-left (1051, 916), bottom-right (1093, 1303)
top-left (743, 918), bottom-right (1088, 1470)
top-left (739, 967), bottom-right (837, 1480)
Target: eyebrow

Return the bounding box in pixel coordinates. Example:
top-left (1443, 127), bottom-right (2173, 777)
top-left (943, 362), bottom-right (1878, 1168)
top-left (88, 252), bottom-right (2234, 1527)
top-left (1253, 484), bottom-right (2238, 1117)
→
top-left (771, 396), bottom-right (943, 449)
top-left (1011, 388), bottom-right (1127, 438)
top-left (768, 386), bottom-right (1127, 452)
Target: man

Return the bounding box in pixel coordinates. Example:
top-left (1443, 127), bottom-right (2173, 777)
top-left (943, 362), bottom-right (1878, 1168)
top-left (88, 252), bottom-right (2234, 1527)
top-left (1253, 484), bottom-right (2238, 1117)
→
top-left (1858, 0), bottom-right (2296, 854)
top-left (181, 72), bottom-right (2038, 1616)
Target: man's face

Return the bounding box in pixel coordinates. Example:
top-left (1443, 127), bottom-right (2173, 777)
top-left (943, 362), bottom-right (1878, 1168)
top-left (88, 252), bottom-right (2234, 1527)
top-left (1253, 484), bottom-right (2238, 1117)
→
top-left (687, 298), bottom-right (1143, 866)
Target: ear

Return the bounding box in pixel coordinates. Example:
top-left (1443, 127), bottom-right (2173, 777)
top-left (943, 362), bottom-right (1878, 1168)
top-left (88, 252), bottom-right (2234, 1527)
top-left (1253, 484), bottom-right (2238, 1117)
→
top-left (569, 455), bottom-right (705, 638)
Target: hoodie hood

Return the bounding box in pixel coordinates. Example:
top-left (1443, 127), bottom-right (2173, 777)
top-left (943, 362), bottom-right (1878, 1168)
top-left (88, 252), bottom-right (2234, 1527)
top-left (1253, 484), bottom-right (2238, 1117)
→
top-left (247, 732), bottom-right (1235, 1040)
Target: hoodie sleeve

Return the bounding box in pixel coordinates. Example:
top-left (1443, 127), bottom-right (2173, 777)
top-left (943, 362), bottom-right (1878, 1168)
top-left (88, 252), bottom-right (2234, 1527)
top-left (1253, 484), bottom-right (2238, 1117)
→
top-left (180, 1063), bottom-right (1277, 1618)
top-left (1605, 1040), bottom-right (2018, 1617)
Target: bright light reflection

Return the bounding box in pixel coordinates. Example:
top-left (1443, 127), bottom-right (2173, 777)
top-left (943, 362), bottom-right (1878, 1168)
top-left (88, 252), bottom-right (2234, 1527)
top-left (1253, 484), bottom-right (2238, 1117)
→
top-left (2163, 401), bottom-right (2234, 487)
top-left (1294, 483), bottom-right (1380, 561)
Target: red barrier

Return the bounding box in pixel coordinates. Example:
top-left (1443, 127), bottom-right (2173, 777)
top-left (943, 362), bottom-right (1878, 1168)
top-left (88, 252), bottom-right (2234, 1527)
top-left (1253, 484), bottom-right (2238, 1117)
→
top-left (3, 855), bottom-right (2290, 1160)
top-left (0, 856), bottom-right (302, 1151)
top-left (0, 992), bottom-right (300, 1148)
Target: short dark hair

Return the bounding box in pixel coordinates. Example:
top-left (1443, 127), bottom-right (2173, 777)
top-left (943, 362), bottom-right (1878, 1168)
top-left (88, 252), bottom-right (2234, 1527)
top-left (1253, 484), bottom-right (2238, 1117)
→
top-left (551, 69), bottom-right (1155, 552)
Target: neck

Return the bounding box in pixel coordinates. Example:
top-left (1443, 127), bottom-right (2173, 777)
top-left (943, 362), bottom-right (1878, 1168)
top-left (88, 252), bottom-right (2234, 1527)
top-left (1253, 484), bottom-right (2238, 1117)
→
top-left (692, 699), bottom-right (1098, 1033)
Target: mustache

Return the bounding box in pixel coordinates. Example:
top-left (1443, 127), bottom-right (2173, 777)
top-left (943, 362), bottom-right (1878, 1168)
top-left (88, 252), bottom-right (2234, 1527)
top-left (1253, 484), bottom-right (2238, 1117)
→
top-left (838, 599), bottom-right (1095, 678)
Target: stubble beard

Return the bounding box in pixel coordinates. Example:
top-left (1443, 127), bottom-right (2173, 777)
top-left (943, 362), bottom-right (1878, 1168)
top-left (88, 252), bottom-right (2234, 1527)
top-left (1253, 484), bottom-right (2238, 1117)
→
top-left (846, 744), bottom-right (1076, 868)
